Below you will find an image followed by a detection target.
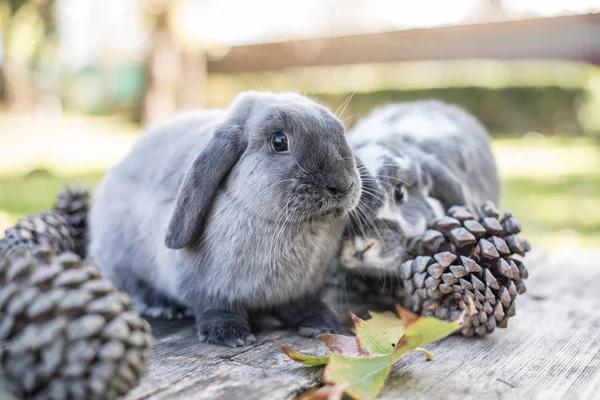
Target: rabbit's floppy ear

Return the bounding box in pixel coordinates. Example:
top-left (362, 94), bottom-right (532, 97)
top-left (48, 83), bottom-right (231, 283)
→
top-left (165, 93), bottom-right (259, 249)
top-left (423, 157), bottom-right (467, 209)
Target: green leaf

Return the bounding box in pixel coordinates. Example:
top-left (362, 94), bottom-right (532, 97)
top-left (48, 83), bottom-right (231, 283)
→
top-left (274, 340), bottom-right (330, 366)
top-left (391, 304), bottom-right (469, 362)
top-left (351, 313), bottom-right (393, 355)
top-left (276, 303), bottom-right (476, 400)
top-left (366, 311), bottom-right (405, 344)
top-left (398, 302), bottom-right (472, 348)
top-left (318, 333), bottom-right (375, 357)
top-left (403, 316), bottom-right (461, 348)
top-left (323, 352), bottom-right (392, 400)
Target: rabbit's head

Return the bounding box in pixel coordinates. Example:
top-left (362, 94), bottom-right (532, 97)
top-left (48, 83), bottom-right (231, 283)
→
top-left (165, 91), bottom-right (363, 249)
top-left (341, 143), bottom-right (467, 274)
top-left (340, 101), bottom-right (502, 276)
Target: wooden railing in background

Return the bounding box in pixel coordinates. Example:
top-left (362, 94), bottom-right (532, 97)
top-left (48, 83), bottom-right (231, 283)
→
top-left (206, 13), bottom-right (600, 74)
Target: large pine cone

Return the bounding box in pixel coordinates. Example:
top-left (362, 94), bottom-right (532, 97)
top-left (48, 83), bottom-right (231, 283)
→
top-left (400, 201), bottom-right (531, 337)
top-left (0, 212), bottom-right (75, 257)
top-left (0, 246), bottom-right (151, 399)
top-left (53, 187), bottom-right (90, 258)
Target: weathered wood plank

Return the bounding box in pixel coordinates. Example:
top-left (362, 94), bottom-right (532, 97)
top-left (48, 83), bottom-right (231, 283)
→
top-left (126, 249), bottom-right (600, 399)
top-left (378, 250), bottom-right (600, 400)
top-left (126, 324), bottom-right (329, 400)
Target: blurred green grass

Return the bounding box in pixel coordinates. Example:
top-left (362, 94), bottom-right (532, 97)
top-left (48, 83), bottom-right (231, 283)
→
top-left (494, 136), bottom-right (599, 249)
top-left (0, 170), bottom-right (103, 218)
top-left (501, 171), bottom-right (599, 248)
top-left (0, 136), bottom-right (598, 250)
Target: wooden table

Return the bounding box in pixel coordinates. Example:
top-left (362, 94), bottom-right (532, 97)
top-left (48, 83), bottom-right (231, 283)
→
top-left (127, 249), bottom-right (600, 400)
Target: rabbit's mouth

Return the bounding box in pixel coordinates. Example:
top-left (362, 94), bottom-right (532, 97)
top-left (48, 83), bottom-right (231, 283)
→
top-left (307, 206), bottom-right (346, 223)
top-left (340, 216), bottom-right (408, 273)
top-left (324, 190), bottom-right (361, 218)
top-left (324, 206), bottom-right (346, 219)
top-left (339, 236), bottom-right (406, 274)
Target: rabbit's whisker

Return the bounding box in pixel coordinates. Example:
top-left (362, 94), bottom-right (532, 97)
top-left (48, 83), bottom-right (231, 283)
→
top-left (335, 92), bottom-right (355, 119)
top-left (293, 158), bottom-right (311, 177)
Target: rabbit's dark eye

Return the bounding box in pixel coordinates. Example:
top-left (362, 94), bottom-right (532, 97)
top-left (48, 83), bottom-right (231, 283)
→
top-left (394, 185), bottom-right (405, 203)
top-left (271, 132), bottom-right (289, 153)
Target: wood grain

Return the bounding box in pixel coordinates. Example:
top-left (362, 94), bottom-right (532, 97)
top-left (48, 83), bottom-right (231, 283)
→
top-left (125, 249), bottom-right (600, 399)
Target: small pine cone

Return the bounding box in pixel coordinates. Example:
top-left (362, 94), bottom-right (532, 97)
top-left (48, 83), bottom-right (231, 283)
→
top-left (0, 235), bottom-right (28, 258)
top-left (53, 187), bottom-right (91, 258)
top-left (1, 212), bottom-right (75, 257)
top-left (400, 201), bottom-right (531, 337)
top-left (0, 246), bottom-right (151, 399)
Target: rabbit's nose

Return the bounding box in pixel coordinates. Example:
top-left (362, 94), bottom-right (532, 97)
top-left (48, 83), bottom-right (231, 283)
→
top-left (326, 182), bottom-right (354, 196)
top-left (353, 239), bottom-right (376, 261)
top-left (353, 251), bottom-right (364, 262)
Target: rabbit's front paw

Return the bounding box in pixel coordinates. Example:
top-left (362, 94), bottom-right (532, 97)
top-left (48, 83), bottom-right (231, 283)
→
top-left (297, 308), bottom-right (340, 337)
top-left (196, 310), bottom-right (256, 347)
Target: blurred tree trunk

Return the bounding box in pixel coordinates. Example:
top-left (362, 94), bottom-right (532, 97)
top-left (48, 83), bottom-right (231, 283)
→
top-left (0, 0), bottom-right (54, 112)
top-left (1, 0), bottom-right (34, 111)
top-left (0, 3), bottom-right (9, 103)
top-left (178, 50), bottom-right (206, 111)
top-left (142, 0), bottom-right (182, 126)
top-left (31, 0), bottom-right (56, 70)
top-left (29, 0), bottom-right (58, 112)
top-left (141, 0), bottom-right (207, 126)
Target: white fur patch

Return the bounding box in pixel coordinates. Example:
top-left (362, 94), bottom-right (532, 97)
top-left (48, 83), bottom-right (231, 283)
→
top-left (355, 145), bottom-right (411, 185)
top-left (393, 109), bottom-right (460, 140)
top-left (355, 144), bottom-right (388, 178)
top-left (375, 195), bottom-right (425, 239)
top-left (392, 155), bottom-right (411, 171)
top-left (349, 106), bottom-right (461, 145)
top-left (399, 213), bottom-right (427, 239)
top-left (426, 196), bottom-right (445, 219)
top-left (363, 251), bottom-right (399, 273)
top-left (375, 198), bottom-right (398, 221)
top-left (348, 108), bottom-right (396, 145)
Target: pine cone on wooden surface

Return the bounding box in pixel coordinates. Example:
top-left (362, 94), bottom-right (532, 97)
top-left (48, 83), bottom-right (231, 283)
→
top-left (0, 186), bottom-right (91, 259)
top-left (401, 201), bottom-right (531, 337)
top-left (0, 246), bottom-right (151, 399)
top-left (0, 212), bottom-right (75, 257)
top-left (53, 187), bottom-right (90, 258)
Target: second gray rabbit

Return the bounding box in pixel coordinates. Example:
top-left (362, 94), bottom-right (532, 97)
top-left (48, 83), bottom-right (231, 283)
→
top-left (340, 100), bottom-right (501, 276)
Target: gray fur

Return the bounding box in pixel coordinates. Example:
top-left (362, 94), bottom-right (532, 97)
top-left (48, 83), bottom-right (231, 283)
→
top-left (340, 100), bottom-right (501, 275)
top-left (88, 91), bottom-right (363, 346)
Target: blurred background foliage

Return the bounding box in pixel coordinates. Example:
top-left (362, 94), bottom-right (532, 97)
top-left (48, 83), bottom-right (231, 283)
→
top-left (0, 0), bottom-right (599, 252)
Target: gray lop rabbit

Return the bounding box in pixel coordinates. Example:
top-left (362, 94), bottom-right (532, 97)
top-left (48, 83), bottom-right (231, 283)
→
top-left (88, 91), bottom-right (374, 347)
top-left (340, 100), bottom-right (501, 276)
